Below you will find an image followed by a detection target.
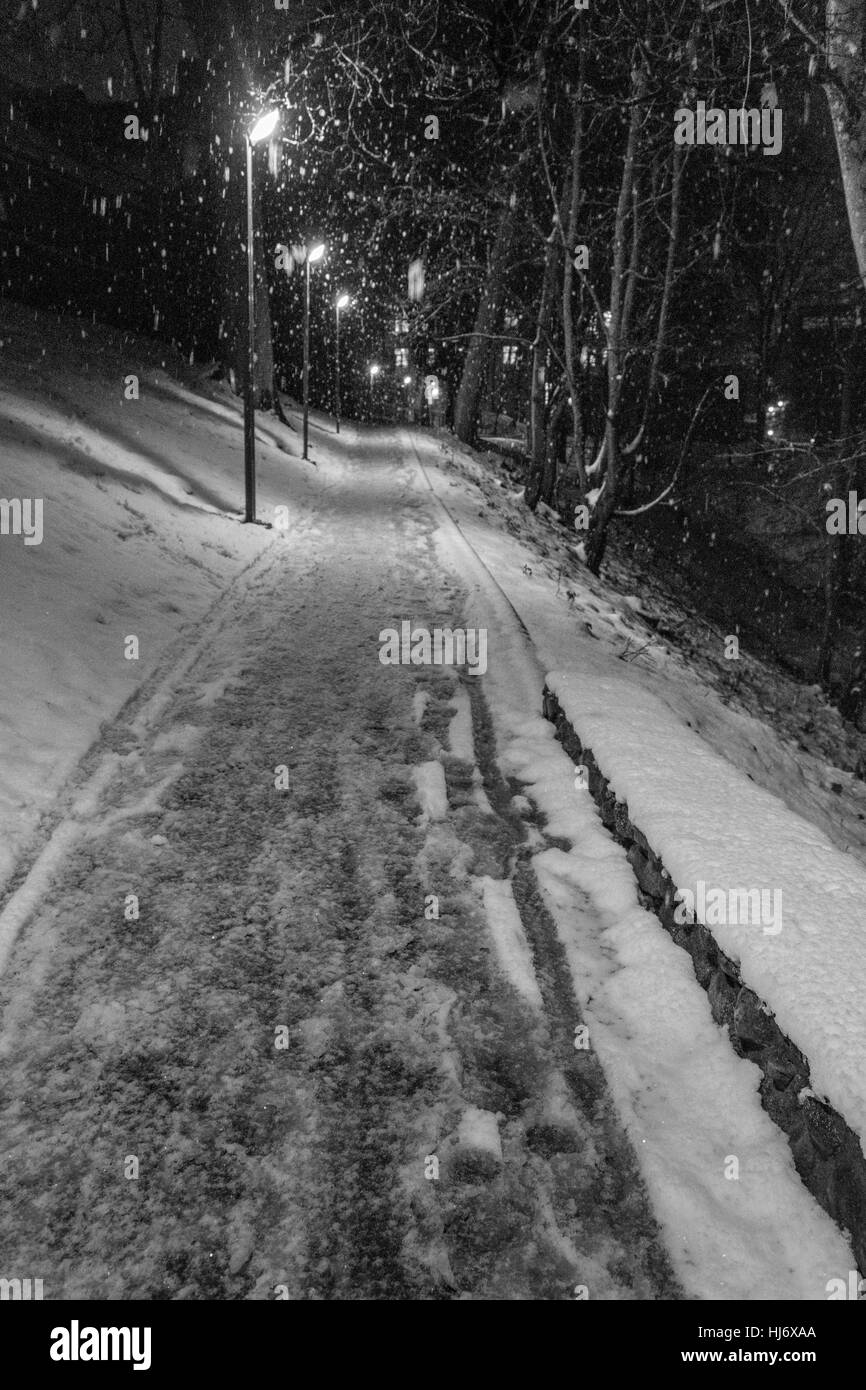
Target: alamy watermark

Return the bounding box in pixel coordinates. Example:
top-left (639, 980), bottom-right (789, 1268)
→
top-left (826, 491), bottom-right (866, 535)
top-left (0, 1276), bottom-right (43, 1299)
top-left (0, 497), bottom-right (43, 545)
top-left (50, 1321), bottom-right (151, 1371)
top-left (379, 620), bottom-right (487, 675)
top-left (826, 1270), bottom-right (866, 1299)
top-left (674, 100), bottom-right (782, 157)
top-left (674, 880), bottom-right (782, 936)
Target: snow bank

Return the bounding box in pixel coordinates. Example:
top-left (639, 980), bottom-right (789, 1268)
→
top-left (546, 668), bottom-right (866, 1145)
top-left (0, 302), bottom-right (319, 892)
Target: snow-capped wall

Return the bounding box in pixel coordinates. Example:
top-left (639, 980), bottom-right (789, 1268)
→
top-left (543, 682), bottom-right (866, 1275)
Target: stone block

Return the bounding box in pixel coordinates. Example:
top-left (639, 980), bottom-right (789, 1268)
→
top-left (763, 1050), bottom-right (803, 1092)
top-left (707, 967), bottom-right (738, 1028)
top-left (613, 800), bottom-right (633, 841)
top-left (760, 1073), bottom-right (797, 1130)
top-left (802, 1094), bottom-right (849, 1160)
top-left (733, 987), bottom-right (779, 1050)
top-left (583, 751), bottom-right (601, 796)
top-left (626, 844), bottom-right (667, 901)
top-left (828, 1157), bottom-right (866, 1273)
top-left (600, 785), bottom-right (617, 828)
top-left (686, 925), bottom-right (714, 988)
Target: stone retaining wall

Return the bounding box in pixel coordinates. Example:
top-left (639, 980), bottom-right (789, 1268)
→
top-left (543, 684), bottom-right (866, 1278)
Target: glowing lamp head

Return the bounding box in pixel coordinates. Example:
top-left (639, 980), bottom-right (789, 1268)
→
top-left (308, 242), bottom-right (326, 264)
top-left (249, 109), bottom-right (279, 144)
top-left (369, 364), bottom-right (380, 377)
top-left (403, 375), bottom-right (412, 385)
top-left (336, 293), bottom-right (350, 309)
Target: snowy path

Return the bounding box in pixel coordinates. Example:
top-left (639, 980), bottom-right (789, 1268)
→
top-left (0, 429), bottom-right (682, 1300)
top-left (403, 431), bottom-right (857, 1299)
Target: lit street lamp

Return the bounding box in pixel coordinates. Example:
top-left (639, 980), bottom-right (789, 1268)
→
top-left (244, 107), bottom-right (279, 523)
top-left (334, 293), bottom-right (350, 434)
top-left (369, 363), bottom-right (380, 417)
top-left (303, 242), bottom-right (326, 460)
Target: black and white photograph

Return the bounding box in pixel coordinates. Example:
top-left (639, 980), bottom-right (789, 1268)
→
top-left (0, 0), bottom-right (865, 1352)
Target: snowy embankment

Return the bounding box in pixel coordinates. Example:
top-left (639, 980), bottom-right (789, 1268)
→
top-left (413, 429), bottom-right (866, 1137)
top-left (408, 429), bottom-right (860, 1296)
top-left (0, 302), bottom-right (306, 890)
top-left (544, 670), bottom-right (866, 1144)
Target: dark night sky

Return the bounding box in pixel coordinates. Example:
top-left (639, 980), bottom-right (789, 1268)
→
top-left (0, 0), bottom-right (188, 101)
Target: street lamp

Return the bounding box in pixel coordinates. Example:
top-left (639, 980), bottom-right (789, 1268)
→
top-left (244, 107), bottom-right (279, 523)
top-left (369, 363), bottom-right (380, 419)
top-left (334, 293), bottom-right (350, 434)
top-left (303, 241), bottom-right (326, 461)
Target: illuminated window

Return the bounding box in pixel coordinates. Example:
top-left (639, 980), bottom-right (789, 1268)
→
top-left (395, 347), bottom-right (409, 367)
top-left (502, 345), bottom-right (518, 365)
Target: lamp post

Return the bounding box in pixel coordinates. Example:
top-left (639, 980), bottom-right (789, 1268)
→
top-left (302, 241), bottom-right (326, 461)
top-left (369, 363), bottom-right (380, 419)
top-left (403, 373), bottom-right (413, 423)
top-left (243, 107), bottom-right (279, 523)
top-left (334, 293), bottom-right (350, 433)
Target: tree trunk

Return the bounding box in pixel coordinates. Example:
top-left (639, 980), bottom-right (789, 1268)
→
top-left (529, 218), bottom-right (563, 479)
top-left (585, 63), bottom-right (644, 573)
top-left (831, 359), bottom-right (861, 711)
top-left (545, 387), bottom-right (569, 507)
top-left (562, 37), bottom-right (587, 490)
top-left (453, 203), bottom-right (515, 444)
top-left (623, 142), bottom-right (684, 464)
top-left (824, 0), bottom-right (866, 286)
top-left (818, 452), bottom-right (850, 687)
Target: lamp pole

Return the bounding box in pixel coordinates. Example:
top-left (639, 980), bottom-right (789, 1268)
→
top-left (369, 363), bottom-right (379, 419)
top-left (303, 255), bottom-right (311, 460)
top-left (335, 293), bottom-right (349, 434)
top-left (243, 108), bottom-right (279, 523)
top-left (244, 135), bottom-right (256, 521)
top-left (303, 242), bottom-right (325, 461)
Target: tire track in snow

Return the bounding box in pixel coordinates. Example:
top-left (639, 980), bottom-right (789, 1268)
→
top-left (436, 672), bottom-right (682, 1298)
top-left (0, 429), bottom-right (681, 1300)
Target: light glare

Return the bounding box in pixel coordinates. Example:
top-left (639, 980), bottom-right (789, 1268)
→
top-left (249, 109), bottom-right (279, 144)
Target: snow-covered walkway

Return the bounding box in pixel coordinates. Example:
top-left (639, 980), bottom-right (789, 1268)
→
top-left (0, 307), bottom-right (859, 1296)
top-left (0, 431), bottom-right (687, 1299)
